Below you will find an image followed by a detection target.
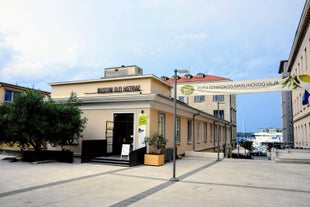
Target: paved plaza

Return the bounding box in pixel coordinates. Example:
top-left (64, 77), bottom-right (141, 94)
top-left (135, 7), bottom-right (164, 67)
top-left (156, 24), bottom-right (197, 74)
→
top-left (0, 154), bottom-right (310, 207)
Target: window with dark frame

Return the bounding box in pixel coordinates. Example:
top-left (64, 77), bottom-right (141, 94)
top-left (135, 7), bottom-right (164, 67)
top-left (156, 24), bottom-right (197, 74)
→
top-left (187, 119), bottom-right (192, 143)
top-left (158, 113), bottom-right (166, 136)
top-left (213, 95), bottom-right (224, 102)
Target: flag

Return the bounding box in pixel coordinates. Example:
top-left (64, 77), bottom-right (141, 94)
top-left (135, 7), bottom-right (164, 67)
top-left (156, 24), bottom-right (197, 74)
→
top-left (302, 89), bottom-right (309, 105)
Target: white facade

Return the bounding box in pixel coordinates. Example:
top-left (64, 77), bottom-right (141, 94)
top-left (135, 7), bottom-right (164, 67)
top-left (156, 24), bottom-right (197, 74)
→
top-left (286, 0), bottom-right (310, 149)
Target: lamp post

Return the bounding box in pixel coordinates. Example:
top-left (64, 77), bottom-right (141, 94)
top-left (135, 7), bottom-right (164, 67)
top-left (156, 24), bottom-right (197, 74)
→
top-left (217, 101), bottom-right (225, 161)
top-left (170, 69), bottom-right (188, 182)
top-left (217, 101), bottom-right (220, 161)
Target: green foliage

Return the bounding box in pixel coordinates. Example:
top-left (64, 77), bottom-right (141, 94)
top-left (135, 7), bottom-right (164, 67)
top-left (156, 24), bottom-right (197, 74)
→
top-left (0, 90), bottom-right (87, 151)
top-left (0, 103), bottom-right (13, 145)
top-left (239, 140), bottom-right (254, 152)
top-left (144, 133), bottom-right (167, 154)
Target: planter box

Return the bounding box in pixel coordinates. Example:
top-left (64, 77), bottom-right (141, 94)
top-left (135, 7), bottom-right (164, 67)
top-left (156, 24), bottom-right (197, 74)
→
top-left (144, 154), bottom-right (165, 166)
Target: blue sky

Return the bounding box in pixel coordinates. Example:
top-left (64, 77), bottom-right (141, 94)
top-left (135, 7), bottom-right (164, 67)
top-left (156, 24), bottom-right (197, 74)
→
top-left (0, 0), bottom-right (306, 132)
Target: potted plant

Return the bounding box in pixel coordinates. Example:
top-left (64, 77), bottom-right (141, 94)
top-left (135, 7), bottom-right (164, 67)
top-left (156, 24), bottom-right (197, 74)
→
top-left (144, 133), bottom-right (167, 166)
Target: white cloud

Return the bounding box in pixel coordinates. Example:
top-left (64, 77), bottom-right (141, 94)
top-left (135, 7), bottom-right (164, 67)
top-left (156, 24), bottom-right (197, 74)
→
top-left (0, 0), bottom-right (306, 92)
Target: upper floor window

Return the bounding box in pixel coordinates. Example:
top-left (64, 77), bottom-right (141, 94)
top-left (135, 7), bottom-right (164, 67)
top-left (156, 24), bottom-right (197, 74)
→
top-left (196, 73), bottom-right (205, 79)
top-left (194, 95), bottom-right (205, 102)
top-left (179, 96), bottom-right (185, 102)
top-left (4, 90), bottom-right (20, 102)
top-left (213, 95), bottom-right (224, 102)
top-left (214, 110), bottom-right (224, 119)
top-left (184, 74), bottom-right (192, 79)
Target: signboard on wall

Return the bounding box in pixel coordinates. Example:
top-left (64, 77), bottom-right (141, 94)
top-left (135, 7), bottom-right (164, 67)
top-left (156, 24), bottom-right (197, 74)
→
top-left (138, 112), bottom-right (147, 148)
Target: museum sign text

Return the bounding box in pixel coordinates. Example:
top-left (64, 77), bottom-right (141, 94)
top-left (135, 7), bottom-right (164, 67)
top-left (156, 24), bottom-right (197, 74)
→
top-left (97, 85), bottom-right (142, 93)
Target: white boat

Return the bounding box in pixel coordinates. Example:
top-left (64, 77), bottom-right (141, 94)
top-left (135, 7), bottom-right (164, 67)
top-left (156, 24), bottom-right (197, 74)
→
top-left (252, 128), bottom-right (283, 148)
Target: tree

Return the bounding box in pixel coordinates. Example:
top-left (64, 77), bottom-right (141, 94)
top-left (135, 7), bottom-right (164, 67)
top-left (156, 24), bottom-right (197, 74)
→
top-left (0, 90), bottom-right (87, 151)
top-left (239, 140), bottom-right (254, 154)
top-left (144, 133), bottom-right (167, 154)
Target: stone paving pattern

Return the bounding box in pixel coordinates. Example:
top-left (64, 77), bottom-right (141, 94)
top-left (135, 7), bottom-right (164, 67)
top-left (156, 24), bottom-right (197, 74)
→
top-left (0, 154), bottom-right (310, 207)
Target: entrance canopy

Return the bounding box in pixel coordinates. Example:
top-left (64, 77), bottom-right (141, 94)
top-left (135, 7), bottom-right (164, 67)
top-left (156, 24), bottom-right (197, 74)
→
top-left (178, 75), bottom-right (310, 96)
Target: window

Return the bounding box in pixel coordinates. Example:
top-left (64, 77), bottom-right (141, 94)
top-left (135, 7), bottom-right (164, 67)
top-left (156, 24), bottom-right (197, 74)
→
top-left (196, 121), bottom-right (200, 142)
top-left (4, 90), bottom-right (19, 102)
top-left (158, 113), bottom-right (166, 136)
top-left (213, 95), bottom-right (224, 102)
top-left (204, 123), bottom-right (208, 142)
top-left (187, 119), bottom-right (192, 143)
top-left (184, 74), bottom-right (192, 79)
top-left (176, 117), bottom-right (181, 144)
top-left (305, 48), bottom-right (308, 70)
top-left (197, 73), bottom-right (205, 79)
top-left (214, 110), bottom-right (224, 119)
top-left (179, 96), bottom-right (185, 102)
top-left (194, 96), bottom-right (205, 102)
top-left (210, 124), bottom-right (213, 143)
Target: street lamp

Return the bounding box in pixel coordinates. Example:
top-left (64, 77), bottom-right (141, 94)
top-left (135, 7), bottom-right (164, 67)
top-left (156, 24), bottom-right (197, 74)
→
top-left (217, 101), bottom-right (225, 161)
top-left (170, 69), bottom-right (188, 182)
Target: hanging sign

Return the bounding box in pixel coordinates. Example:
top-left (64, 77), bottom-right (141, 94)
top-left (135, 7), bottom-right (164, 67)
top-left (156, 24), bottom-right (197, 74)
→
top-left (178, 75), bottom-right (310, 96)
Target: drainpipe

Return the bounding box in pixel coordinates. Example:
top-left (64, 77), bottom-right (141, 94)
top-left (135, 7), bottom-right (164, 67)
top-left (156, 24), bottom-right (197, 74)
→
top-left (192, 112), bottom-right (201, 151)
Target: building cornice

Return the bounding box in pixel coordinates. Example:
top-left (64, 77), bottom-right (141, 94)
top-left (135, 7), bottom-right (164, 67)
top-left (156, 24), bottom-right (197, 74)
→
top-left (49, 74), bottom-right (172, 88)
top-left (287, 0), bottom-right (310, 72)
top-left (0, 82), bottom-right (50, 95)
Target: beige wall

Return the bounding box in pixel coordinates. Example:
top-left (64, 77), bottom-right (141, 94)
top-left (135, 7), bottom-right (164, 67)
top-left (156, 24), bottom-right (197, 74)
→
top-left (51, 75), bottom-right (230, 155)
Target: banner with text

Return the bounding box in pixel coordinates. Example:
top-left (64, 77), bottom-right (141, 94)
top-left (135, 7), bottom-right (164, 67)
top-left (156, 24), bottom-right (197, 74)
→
top-left (178, 76), bottom-right (310, 96)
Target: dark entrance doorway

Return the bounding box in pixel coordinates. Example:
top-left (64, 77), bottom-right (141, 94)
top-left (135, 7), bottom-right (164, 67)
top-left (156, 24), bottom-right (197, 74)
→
top-left (112, 113), bottom-right (134, 155)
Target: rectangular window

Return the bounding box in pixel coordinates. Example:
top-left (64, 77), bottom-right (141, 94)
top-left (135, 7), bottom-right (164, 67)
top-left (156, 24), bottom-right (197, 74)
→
top-left (187, 119), bottom-right (192, 143)
top-left (196, 121), bottom-right (200, 142)
top-left (158, 113), bottom-right (166, 136)
top-left (4, 90), bottom-right (19, 102)
top-left (204, 123), bottom-right (208, 142)
top-left (176, 117), bottom-right (181, 144)
top-left (213, 95), bottom-right (224, 102)
top-left (214, 110), bottom-right (224, 119)
top-left (210, 124), bottom-right (213, 143)
top-left (179, 96), bottom-right (185, 102)
top-left (305, 48), bottom-right (308, 70)
top-left (194, 95), bottom-right (205, 102)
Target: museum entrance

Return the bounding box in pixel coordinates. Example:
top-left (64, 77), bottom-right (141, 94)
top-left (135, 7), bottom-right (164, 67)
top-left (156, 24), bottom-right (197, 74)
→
top-left (108, 113), bottom-right (134, 155)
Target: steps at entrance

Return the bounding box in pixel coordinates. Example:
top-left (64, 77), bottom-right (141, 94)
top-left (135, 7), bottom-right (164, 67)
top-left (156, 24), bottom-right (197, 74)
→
top-left (90, 156), bottom-right (130, 166)
top-left (275, 157), bottom-right (310, 164)
top-left (272, 149), bottom-right (310, 164)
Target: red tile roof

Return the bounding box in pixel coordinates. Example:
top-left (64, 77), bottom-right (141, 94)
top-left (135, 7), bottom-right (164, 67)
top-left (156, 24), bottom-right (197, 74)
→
top-left (164, 73), bottom-right (230, 84)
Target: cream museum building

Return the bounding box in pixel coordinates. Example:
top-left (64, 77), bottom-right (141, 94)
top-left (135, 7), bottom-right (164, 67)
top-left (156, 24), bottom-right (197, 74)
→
top-left (50, 65), bottom-right (233, 159)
